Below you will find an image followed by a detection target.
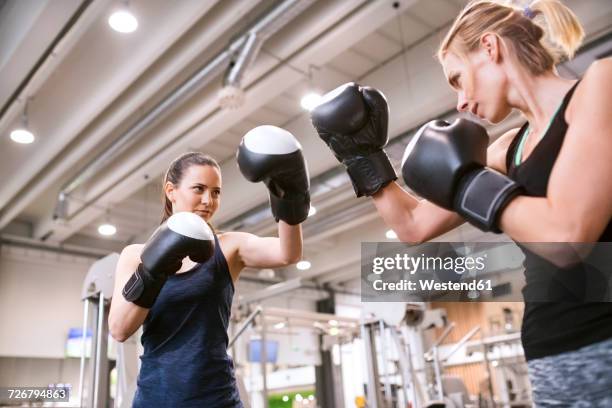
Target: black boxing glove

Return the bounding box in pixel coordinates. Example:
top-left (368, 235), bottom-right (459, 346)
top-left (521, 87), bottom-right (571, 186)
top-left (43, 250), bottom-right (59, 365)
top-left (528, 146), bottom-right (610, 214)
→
top-left (310, 82), bottom-right (397, 197)
top-left (401, 119), bottom-right (523, 232)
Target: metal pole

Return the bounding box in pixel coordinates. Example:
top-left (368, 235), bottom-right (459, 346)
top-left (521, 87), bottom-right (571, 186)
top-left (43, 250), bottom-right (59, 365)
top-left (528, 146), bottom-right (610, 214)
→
top-left (388, 328), bottom-right (408, 407)
top-left (78, 299), bottom-right (90, 408)
top-left (93, 294), bottom-right (103, 407)
top-left (401, 326), bottom-right (423, 406)
top-left (440, 326), bottom-right (481, 363)
top-left (92, 293), bottom-right (109, 408)
top-left (482, 342), bottom-right (496, 407)
top-left (378, 320), bottom-right (392, 407)
top-left (405, 341), bottom-right (419, 407)
top-left (260, 313), bottom-right (269, 408)
top-left (228, 306), bottom-right (262, 348)
top-left (361, 322), bottom-right (383, 408)
top-left (431, 346), bottom-right (444, 401)
top-left (431, 322), bottom-right (455, 350)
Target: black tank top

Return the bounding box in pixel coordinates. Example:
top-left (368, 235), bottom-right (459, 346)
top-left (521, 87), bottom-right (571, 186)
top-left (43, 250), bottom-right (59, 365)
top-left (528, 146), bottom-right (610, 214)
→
top-left (505, 81), bottom-right (612, 361)
top-left (132, 234), bottom-right (243, 407)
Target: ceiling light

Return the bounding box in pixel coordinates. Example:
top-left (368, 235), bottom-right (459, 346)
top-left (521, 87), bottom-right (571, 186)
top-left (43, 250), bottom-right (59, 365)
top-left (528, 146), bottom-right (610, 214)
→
top-left (328, 319), bottom-right (338, 326)
top-left (300, 92), bottom-right (322, 111)
top-left (282, 396), bottom-right (289, 402)
top-left (329, 327), bottom-right (339, 336)
top-left (273, 322), bottom-right (286, 330)
top-left (385, 229), bottom-right (397, 239)
top-left (108, 9), bottom-right (138, 33)
top-left (218, 85), bottom-right (245, 109)
top-left (296, 260), bottom-right (311, 270)
top-left (11, 98), bottom-right (35, 144)
top-left (98, 223), bottom-right (117, 236)
top-left (10, 128), bottom-right (35, 144)
top-left (295, 394), bottom-right (303, 402)
top-left (308, 206), bottom-right (317, 217)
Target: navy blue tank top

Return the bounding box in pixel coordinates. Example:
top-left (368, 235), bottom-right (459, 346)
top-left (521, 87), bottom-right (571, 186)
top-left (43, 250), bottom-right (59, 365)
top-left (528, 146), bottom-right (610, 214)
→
top-left (132, 234), bottom-right (243, 407)
top-left (505, 81), bottom-right (612, 361)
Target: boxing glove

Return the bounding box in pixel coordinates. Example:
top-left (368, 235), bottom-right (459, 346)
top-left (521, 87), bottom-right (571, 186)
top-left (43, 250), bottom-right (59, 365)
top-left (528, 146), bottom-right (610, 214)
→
top-left (401, 119), bottom-right (523, 232)
top-left (310, 82), bottom-right (397, 197)
top-left (237, 125), bottom-right (310, 225)
top-left (122, 212), bottom-right (215, 308)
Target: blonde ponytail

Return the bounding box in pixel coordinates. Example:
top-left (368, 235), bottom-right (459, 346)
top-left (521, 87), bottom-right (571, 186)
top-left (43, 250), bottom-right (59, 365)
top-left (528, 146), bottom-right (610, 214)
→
top-left (530, 0), bottom-right (585, 63)
top-left (438, 0), bottom-right (585, 75)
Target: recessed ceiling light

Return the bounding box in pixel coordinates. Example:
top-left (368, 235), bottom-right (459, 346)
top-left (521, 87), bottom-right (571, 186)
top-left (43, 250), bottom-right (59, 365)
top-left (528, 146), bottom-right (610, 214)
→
top-left (108, 9), bottom-right (138, 33)
top-left (300, 92), bottom-right (322, 111)
top-left (10, 128), bottom-right (35, 144)
top-left (296, 260), bottom-right (311, 270)
top-left (98, 223), bottom-right (117, 236)
top-left (385, 229), bottom-right (397, 239)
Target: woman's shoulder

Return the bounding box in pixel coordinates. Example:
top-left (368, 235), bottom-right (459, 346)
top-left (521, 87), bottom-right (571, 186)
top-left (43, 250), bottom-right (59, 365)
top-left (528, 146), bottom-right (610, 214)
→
top-left (568, 59), bottom-right (612, 120)
top-left (217, 231), bottom-right (253, 246)
top-left (577, 58), bottom-right (612, 96)
top-left (120, 243), bottom-right (145, 261)
top-left (584, 58), bottom-right (612, 79)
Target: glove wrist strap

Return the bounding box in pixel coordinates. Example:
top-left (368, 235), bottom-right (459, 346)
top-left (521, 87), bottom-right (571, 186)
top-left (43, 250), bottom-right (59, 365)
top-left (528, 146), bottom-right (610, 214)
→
top-left (455, 168), bottom-right (522, 232)
top-left (122, 264), bottom-right (167, 308)
top-left (269, 192), bottom-right (310, 225)
top-left (345, 150), bottom-right (397, 197)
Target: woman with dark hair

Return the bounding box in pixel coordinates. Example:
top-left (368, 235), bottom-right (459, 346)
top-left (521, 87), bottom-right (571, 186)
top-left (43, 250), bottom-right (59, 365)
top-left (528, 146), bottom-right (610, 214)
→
top-left (109, 125), bottom-right (310, 407)
top-left (310, 0), bottom-right (612, 405)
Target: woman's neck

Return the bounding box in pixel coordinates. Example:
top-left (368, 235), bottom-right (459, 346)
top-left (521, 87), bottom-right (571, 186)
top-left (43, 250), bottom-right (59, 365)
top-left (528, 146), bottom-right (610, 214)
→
top-left (507, 68), bottom-right (576, 133)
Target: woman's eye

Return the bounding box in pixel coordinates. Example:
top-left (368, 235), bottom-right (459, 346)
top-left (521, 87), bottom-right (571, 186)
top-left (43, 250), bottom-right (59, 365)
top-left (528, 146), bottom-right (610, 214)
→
top-left (456, 75), bottom-right (464, 89)
top-left (193, 186), bottom-right (204, 192)
top-left (212, 190), bottom-right (220, 197)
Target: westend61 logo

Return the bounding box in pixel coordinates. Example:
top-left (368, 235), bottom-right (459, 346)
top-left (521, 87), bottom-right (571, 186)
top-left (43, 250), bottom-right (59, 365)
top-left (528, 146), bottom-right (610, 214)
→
top-left (371, 253), bottom-right (487, 275)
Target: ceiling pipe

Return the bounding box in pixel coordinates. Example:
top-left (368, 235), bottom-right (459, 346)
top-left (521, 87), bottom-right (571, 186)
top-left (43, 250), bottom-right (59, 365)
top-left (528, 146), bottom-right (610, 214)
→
top-left (0, 232), bottom-right (112, 259)
top-left (53, 0), bottom-right (316, 221)
top-left (220, 0), bottom-right (315, 109)
top-left (0, 0), bottom-right (106, 134)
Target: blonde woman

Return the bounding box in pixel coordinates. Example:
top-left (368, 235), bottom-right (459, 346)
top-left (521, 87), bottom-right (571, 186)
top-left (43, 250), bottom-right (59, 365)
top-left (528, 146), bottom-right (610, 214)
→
top-left (310, 0), bottom-right (612, 405)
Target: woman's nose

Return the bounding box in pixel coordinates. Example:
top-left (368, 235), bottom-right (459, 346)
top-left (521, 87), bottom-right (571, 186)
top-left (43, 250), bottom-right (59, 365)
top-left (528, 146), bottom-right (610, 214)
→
top-left (456, 92), bottom-right (469, 113)
top-left (201, 191), bottom-right (211, 204)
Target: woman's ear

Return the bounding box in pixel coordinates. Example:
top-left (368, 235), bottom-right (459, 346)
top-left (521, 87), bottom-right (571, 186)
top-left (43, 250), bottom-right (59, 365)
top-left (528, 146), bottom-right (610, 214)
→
top-left (164, 181), bottom-right (175, 203)
top-left (480, 32), bottom-right (501, 63)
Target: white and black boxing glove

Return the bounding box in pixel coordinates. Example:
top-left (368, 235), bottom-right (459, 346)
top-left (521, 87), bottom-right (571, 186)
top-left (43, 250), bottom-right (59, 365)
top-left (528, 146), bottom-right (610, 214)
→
top-left (237, 125), bottom-right (310, 225)
top-left (122, 212), bottom-right (215, 308)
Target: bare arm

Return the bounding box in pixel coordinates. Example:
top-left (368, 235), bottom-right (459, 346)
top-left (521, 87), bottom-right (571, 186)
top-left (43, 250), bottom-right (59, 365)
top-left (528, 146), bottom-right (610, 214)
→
top-left (233, 221), bottom-right (303, 269)
top-left (500, 60), bottom-right (612, 242)
top-left (372, 128), bottom-right (518, 243)
top-left (372, 182), bottom-right (463, 243)
top-left (108, 244), bottom-right (149, 342)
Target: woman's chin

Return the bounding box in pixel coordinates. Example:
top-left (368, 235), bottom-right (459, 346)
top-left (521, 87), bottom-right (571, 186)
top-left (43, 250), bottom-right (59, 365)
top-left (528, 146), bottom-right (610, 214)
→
top-left (194, 211), bottom-right (212, 221)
